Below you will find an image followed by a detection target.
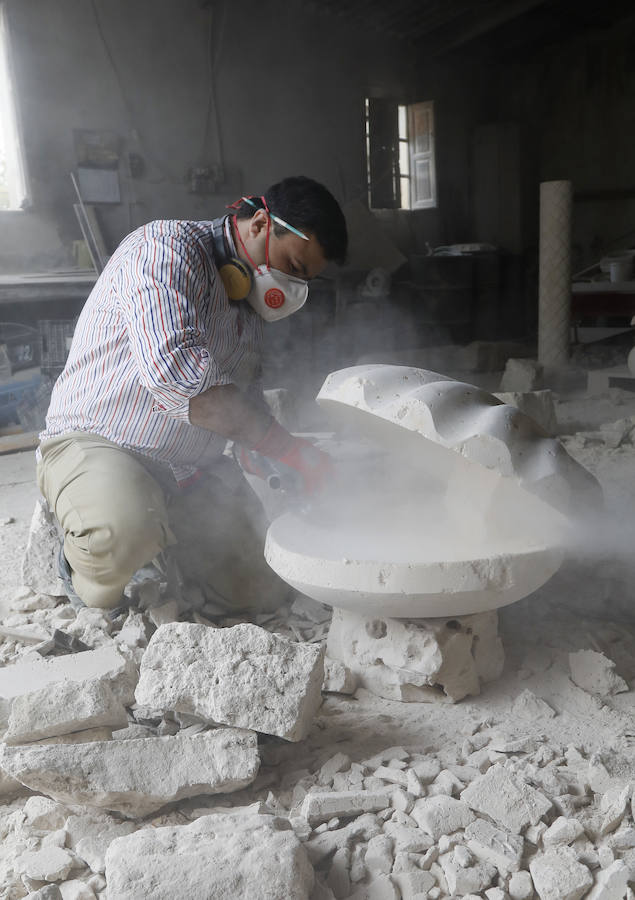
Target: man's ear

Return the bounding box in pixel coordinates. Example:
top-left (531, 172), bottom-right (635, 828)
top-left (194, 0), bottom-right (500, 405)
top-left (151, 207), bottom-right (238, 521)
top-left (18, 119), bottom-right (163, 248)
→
top-left (247, 210), bottom-right (268, 239)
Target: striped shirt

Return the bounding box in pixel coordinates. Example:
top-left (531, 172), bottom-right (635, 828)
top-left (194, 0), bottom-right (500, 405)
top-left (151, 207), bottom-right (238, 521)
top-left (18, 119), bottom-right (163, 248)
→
top-left (39, 218), bottom-right (264, 483)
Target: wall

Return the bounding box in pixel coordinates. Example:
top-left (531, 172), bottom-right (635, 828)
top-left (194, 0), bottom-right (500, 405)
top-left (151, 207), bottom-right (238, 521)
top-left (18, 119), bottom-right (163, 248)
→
top-left (498, 26), bottom-right (635, 274)
top-left (0, 0), bottom-right (417, 273)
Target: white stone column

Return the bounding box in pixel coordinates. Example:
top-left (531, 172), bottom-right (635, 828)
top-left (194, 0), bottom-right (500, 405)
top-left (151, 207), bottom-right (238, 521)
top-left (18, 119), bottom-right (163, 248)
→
top-left (538, 180), bottom-right (572, 369)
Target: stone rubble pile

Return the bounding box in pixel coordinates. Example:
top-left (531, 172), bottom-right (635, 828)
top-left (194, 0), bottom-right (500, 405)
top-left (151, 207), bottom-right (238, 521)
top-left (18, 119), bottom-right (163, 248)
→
top-left (0, 575), bottom-right (632, 897)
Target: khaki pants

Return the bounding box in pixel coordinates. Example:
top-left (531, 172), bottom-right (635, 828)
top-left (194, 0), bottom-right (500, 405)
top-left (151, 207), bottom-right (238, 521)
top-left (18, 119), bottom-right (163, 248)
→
top-left (37, 432), bottom-right (288, 612)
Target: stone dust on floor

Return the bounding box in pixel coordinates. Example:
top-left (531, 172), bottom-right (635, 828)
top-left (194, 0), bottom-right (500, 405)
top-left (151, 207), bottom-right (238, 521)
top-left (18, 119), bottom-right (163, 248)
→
top-left (0, 387), bottom-right (634, 899)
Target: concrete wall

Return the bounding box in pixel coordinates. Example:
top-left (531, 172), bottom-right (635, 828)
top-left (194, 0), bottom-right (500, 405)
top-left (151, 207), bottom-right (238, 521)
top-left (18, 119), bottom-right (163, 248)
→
top-left (497, 25), bottom-right (635, 275)
top-left (0, 0), bottom-right (416, 273)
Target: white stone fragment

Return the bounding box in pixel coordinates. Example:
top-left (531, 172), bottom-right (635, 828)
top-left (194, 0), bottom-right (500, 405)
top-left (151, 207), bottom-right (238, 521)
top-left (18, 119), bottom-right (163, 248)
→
top-left (0, 644), bottom-right (138, 706)
top-left (585, 860), bottom-right (629, 900)
top-left (0, 728), bottom-right (259, 817)
top-left (428, 769), bottom-right (464, 797)
top-left (301, 790), bottom-right (391, 825)
top-left (322, 657), bottom-right (357, 694)
top-left (306, 814), bottom-right (382, 865)
top-left (135, 622), bottom-right (324, 742)
top-left (317, 752), bottom-right (351, 785)
top-left (374, 765), bottom-right (409, 788)
top-left (20, 499), bottom-right (66, 596)
top-left (494, 389), bottom-right (557, 435)
top-left (411, 795), bottom-right (474, 839)
top-left (347, 874), bottom-right (400, 899)
top-left (410, 756), bottom-right (442, 783)
top-left (454, 844), bottom-right (473, 867)
top-left (529, 846), bottom-right (593, 900)
top-left (10, 588), bottom-right (59, 612)
top-left (391, 788), bottom-right (415, 814)
top-left (543, 816), bottom-right (585, 846)
top-left (608, 826), bottom-right (635, 851)
top-left (440, 852), bottom-right (497, 895)
top-left (148, 600), bottom-right (180, 628)
top-left (568, 650), bottom-right (629, 696)
top-left (6, 678), bottom-right (128, 744)
top-left (67, 813), bottom-right (137, 874)
top-left (59, 882), bottom-right (96, 900)
top-left (365, 834), bottom-right (394, 875)
top-left (508, 870), bottom-right (534, 900)
top-left (499, 358), bottom-right (543, 393)
top-left (17, 846), bottom-right (74, 882)
top-left (600, 785), bottom-right (632, 835)
top-left (23, 796), bottom-right (69, 830)
top-left (405, 769), bottom-right (425, 798)
top-left (512, 689), bottom-right (556, 719)
top-left (383, 821), bottom-right (434, 854)
top-left (105, 812), bottom-right (314, 899)
top-left (460, 764), bottom-right (552, 832)
top-left (485, 889), bottom-right (508, 900)
top-left (115, 611), bottom-right (149, 651)
top-left (526, 822), bottom-right (548, 846)
top-left (326, 846), bottom-right (351, 897)
top-left (0, 761), bottom-right (25, 798)
top-left (42, 828), bottom-right (67, 848)
top-left (465, 817), bottom-right (524, 874)
top-left (392, 869), bottom-right (436, 898)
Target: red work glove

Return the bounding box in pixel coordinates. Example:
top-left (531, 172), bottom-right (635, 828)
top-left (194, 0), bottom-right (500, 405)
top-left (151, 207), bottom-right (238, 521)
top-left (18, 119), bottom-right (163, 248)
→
top-left (252, 420), bottom-right (334, 495)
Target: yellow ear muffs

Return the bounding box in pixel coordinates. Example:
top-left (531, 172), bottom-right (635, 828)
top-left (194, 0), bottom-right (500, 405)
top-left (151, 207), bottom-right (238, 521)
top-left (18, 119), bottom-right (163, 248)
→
top-left (219, 258), bottom-right (253, 301)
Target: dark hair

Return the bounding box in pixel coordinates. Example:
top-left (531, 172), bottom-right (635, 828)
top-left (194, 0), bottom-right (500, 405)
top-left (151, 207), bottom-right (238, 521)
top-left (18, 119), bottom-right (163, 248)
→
top-left (235, 176), bottom-right (348, 265)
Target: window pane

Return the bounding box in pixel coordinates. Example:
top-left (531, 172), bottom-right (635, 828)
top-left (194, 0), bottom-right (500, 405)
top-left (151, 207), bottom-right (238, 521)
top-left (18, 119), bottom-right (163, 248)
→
top-left (411, 103), bottom-right (432, 154)
top-left (398, 105), bottom-right (408, 141)
top-left (413, 158), bottom-right (432, 202)
top-left (366, 97), bottom-right (399, 210)
top-left (400, 177), bottom-right (411, 210)
top-left (399, 140), bottom-right (409, 177)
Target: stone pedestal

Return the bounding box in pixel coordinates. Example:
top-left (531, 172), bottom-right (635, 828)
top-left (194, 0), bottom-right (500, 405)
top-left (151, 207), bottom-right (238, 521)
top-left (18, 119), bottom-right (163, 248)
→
top-left (326, 608), bottom-right (504, 703)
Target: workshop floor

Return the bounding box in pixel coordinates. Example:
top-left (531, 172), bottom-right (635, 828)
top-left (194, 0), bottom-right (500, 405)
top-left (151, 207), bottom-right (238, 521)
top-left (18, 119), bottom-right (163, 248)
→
top-left (1, 385), bottom-right (635, 896)
top-left (1, 387), bottom-right (634, 752)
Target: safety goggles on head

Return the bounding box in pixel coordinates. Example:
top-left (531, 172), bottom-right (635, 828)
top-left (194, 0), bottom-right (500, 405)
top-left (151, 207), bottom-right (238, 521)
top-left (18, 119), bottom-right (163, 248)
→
top-left (229, 195), bottom-right (309, 322)
top-left (236, 196), bottom-right (309, 241)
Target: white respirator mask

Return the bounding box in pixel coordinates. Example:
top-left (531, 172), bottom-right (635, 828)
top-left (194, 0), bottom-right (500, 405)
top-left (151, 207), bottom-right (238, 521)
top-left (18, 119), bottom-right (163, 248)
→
top-left (247, 264), bottom-right (308, 322)
top-left (231, 197), bottom-right (310, 322)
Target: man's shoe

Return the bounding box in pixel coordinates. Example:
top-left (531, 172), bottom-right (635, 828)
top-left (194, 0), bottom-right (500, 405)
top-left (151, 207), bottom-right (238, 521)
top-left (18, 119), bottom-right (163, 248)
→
top-left (57, 544), bottom-right (86, 611)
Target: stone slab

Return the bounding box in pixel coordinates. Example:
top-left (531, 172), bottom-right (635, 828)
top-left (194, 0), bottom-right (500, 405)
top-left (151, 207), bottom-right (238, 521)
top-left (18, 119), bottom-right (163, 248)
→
top-left (464, 817), bottom-right (524, 874)
top-left (0, 728), bottom-right (259, 817)
top-left (568, 650), bottom-right (629, 696)
top-left (5, 678), bottom-right (128, 744)
top-left (135, 622), bottom-right (324, 742)
top-left (0, 644), bottom-right (138, 706)
top-left (460, 764), bottom-right (552, 832)
top-left (529, 846), bottom-right (593, 900)
top-left (105, 812), bottom-right (314, 899)
top-left (300, 790), bottom-right (392, 825)
top-left (411, 795), bottom-right (474, 840)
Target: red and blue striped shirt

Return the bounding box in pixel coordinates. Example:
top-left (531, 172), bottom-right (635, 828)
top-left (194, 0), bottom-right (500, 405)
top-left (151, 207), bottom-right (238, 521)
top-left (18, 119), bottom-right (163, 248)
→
top-left (40, 218), bottom-right (263, 483)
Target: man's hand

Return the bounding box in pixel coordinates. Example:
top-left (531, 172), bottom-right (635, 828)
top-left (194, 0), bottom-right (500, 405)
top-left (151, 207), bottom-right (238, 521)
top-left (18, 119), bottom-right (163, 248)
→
top-left (250, 421), bottom-right (334, 495)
